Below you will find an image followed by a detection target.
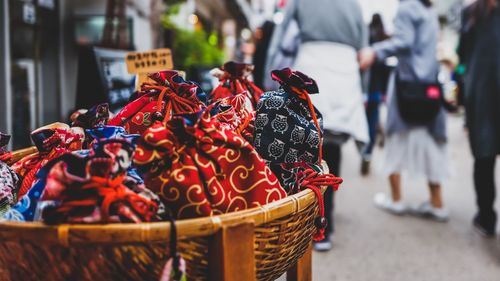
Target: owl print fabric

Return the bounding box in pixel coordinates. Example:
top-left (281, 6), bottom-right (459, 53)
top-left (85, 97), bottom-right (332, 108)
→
top-left (253, 68), bottom-right (324, 190)
top-left (254, 89), bottom-right (323, 166)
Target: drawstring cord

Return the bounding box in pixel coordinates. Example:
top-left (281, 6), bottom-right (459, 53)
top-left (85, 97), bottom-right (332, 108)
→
top-left (297, 168), bottom-right (343, 241)
top-left (53, 175), bottom-right (158, 223)
top-left (289, 86), bottom-right (323, 164)
top-left (142, 84), bottom-right (199, 125)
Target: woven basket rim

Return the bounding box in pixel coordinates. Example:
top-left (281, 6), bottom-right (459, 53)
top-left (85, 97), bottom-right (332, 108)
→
top-left (0, 188), bottom-right (318, 245)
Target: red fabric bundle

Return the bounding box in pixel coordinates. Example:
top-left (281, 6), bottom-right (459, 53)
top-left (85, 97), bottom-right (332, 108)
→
top-left (213, 93), bottom-right (255, 143)
top-left (12, 123), bottom-right (84, 199)
top-left (39, 134), bottom-right (159, 224)
top-left (42, 164), bottom-right (158, 224)
top-left (134, 111), bottom-right (287, 219)
top-left (210, 61), bottom-right (264, 108)
top-left (108, 71), bottom-right (205, 135)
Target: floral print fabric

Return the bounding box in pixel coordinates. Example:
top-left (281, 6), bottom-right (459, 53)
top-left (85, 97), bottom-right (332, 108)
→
top-left (210, 61), bottom-right (264, 108)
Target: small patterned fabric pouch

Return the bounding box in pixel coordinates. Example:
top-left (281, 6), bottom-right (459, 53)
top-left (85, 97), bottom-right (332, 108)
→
top-left (253, 68), bottom-right (324, 188)
top-left (210, 61), bottom-right (264, 108)
top-left (108, 71), bottom-right (206, 135)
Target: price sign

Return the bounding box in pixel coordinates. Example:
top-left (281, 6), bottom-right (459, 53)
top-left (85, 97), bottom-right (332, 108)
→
top-left (125, 48), bottom-right (173, 74)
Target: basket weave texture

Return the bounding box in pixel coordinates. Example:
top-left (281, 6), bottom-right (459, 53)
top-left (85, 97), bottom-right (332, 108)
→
top-left (0, 148), bottom-right (321, 280)
top-left (0, 192), bottom-right (318, 281)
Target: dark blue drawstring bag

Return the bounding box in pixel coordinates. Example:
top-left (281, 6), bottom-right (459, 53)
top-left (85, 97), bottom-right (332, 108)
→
top-left (253, 68), bottom-right (324, 191)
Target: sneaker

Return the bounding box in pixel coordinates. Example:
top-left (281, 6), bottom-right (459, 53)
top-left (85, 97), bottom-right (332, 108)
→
top-left (313, 237), bottom-right (332, 252)
top-left (411, 202), bottom-right (449, 222)
top-left (473, 215), bottom-right (495, 238)
top-left (373, 193), bottom-right (408, 215)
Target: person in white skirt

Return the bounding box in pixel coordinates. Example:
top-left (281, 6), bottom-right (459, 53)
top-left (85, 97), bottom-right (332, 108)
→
top-left (359, 0), bottom-right (450, 221)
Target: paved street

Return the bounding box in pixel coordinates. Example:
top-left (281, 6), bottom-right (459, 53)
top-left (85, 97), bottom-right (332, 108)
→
top-left (313, 114), bottom-right (500, 281)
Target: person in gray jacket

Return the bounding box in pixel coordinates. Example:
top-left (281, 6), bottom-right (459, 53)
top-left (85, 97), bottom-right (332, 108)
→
top-left (359, 0), bottom-right (450, 221)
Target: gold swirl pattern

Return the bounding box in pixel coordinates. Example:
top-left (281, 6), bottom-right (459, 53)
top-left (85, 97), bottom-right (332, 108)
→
top-left (225, 192), bottom-right (248, 213)
top-left (133, 147), bottom-right (164, 165)
top-left (171, 166), bottom-right (198, 183)
top-left (136, 107), bottom-right (287, 219)
top-left (230, 164), bottom-right (275, 194)
top-left (178, 184), bottom-right (209, 218)
top-left (194, 153), bottom-right (218, 172)
top-left (143, 131), bottom-right (174, 147)
top-left (206, 176), bottom-right (227, 207)
top-left (160, 184), bottom-right (180, 201)
top-left (216, 148), bottom-right (241, 163)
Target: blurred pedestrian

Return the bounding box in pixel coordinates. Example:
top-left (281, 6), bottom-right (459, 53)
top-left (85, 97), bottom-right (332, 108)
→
top-left (459, 0), bottom-right (500, 237)
top-left (252, 21), bottom-right (275, 89)
top-left (263, 19), bottom-right (300, 90)
top-left (268, 0), bottom-right (369, 251)
top-left (361, 14), bottom-right (391, 176)
top-left (359, 0), bottom-right (450, 221)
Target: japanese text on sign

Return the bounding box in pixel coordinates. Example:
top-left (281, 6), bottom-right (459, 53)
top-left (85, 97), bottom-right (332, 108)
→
top-left (125, 48), bottom-right (173, 74)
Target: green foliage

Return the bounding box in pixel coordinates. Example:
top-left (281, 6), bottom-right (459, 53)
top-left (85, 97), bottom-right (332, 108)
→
top-left (172, 28), bottom-right (224, 71)
top-left (161, 3), bottom-right (183, 29)
top-left (161, 2), bottom-right (225, 72)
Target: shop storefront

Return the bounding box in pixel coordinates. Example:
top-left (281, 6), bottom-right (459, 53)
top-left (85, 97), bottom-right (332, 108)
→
top-left (0, 0), bottom-right (61, 149)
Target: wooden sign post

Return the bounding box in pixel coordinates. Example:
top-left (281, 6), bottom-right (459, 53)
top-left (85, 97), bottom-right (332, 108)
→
top-left (125, 48), bottom-right (174, 90)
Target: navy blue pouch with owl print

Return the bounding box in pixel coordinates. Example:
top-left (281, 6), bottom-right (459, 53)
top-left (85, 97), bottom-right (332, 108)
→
top-left (253, 68), bottom-right (324, 191)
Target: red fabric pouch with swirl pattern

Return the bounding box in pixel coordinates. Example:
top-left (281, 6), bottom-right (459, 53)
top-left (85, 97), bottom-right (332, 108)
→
top-left (134, 110), bottom-right (287, 219)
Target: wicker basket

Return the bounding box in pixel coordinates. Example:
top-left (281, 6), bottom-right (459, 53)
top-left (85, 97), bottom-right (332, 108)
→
top-left (0, 148), bottom-right (322, 281)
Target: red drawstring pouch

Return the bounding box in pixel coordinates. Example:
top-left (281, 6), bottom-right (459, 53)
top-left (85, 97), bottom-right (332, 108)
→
top-left (40, 137), bottom-right (158, 224)
top-left (108, 71), bottom-right (206, 135)
top-left (12, 123), bottom-right (85, 199)
top-left (210, 61), bottom-right (264, 108)
top-left (134, 110), bottom-right (287, 219)
top-left (212, 93), bottom-right (256, 143)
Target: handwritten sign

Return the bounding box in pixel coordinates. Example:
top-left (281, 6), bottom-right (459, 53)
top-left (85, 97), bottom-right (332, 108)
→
top-left (125, 48), bottom-right (173, 74)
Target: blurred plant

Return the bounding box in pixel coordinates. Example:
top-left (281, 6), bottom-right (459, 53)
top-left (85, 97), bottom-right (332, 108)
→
top-left (161, 1), bottom-right (183, 30)
top-left (172, 29), bottom-right (224, 71)
top-left (161, 1), bottom-right (225, 73)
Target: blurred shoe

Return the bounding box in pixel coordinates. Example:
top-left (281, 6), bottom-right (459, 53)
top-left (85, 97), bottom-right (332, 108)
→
top-left (373, 193), bottom-right (408, 215)
top-left (313, 237), bottom-right (332, 252)
top-left (361, 159), bottom-right (370, 176)
top-left (411, 202), bottom-right (449, 222)
top-left (473, 215), bottom-right (495, 238)
top-left (377, 125), bottom-right (385, 148)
